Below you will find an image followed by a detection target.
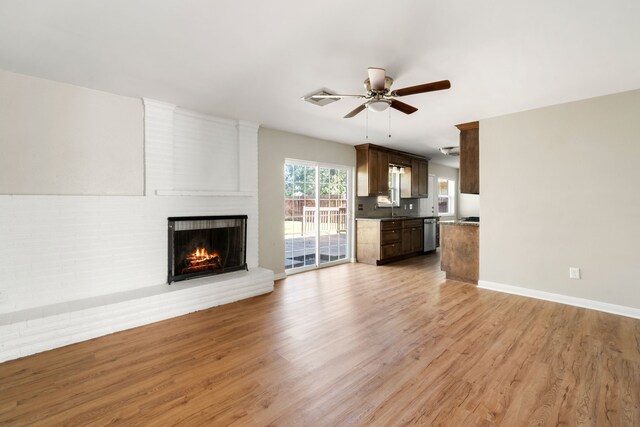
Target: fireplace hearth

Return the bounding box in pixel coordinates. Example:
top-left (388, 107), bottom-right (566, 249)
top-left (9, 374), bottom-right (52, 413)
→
top-left (168, 215), bottom-right (247, 283)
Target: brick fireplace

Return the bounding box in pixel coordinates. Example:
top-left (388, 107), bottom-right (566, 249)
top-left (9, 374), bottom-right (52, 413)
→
top-left (0, 94), bottom-right (274, 362)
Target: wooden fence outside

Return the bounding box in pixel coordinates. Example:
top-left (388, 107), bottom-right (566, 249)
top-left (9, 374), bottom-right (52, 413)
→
top-left (302, 207), bottom-right (347, 235)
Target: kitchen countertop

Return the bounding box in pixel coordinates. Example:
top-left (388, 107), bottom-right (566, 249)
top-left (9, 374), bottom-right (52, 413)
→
top-left (355, 216), bottom-right (439, 221)
top-left (439, 220), bottom-right (480, 227)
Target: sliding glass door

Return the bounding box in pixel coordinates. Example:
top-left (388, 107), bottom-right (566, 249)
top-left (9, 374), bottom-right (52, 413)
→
top-left (284, 160), bottom-right (351, 272)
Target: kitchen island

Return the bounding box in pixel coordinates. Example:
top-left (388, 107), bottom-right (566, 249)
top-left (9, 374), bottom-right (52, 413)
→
top-left (440, 221), bottom-right (479, 284)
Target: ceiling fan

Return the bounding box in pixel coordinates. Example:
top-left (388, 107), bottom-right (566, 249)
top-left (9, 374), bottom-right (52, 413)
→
top-left (303, 67), bottom-right (451, 118)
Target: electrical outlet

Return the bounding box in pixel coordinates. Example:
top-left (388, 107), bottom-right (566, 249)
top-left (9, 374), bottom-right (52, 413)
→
top-left (0, 290), bottom-right (7, 303)
top-left (409, 203), bottom-right (413, 210)
top-left (569, 267), bottom-right (581, 280)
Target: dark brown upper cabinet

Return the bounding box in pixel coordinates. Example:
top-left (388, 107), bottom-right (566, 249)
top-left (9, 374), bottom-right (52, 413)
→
top-left (456, 121), bottom-right (479, 195)
top-left (410, 158), bottom-right (429, 198)
top-left (388, 152), bottom-right (412, 167)
top-left (356, 145), bottom-right (389, 196)
top-left (355, 143), bottom-right (429, 198)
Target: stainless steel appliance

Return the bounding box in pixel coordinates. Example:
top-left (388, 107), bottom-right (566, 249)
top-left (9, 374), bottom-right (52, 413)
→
top-left (423, 218), bottom-right (437, 252)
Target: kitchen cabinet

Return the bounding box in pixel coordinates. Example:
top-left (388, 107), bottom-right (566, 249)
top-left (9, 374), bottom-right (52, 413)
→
top-left (456, 121), bottom-right (479, 194)
top-left (388, 152), bottom-right (412, 167)
top-left (356, 145), bottom-right (389, 196)
top-left (356, 218), bottom-right (424, 265)
top-left (410, 159), bottom-right (429, 198)
top-left (380, 220), bottom-right (403, 260)
top-left (355, 143), bottom-right (429, 198)
top-left (401, 219), bottom-right (424, 254)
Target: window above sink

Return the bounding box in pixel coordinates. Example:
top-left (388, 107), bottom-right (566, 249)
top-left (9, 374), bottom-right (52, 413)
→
top-left (377, 165), bottom-right (405, 208)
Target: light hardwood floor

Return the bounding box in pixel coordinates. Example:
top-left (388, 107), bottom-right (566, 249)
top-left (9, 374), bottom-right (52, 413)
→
top-left (1, 254), bottom-right (639, 426)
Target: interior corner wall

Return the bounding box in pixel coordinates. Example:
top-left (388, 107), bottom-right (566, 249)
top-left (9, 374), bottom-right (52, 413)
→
top-left (257, 128), bottom-right (357, 276)
top-left (0, 69), bottom-right (143, 195)
top-left (480, 89), bottom-right (640, 309)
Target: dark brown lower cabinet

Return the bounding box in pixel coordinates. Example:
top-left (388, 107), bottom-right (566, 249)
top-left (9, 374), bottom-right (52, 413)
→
top-left (402, 219), bottom-right (423, 254)
top-left (381, 242), bottom-right (402, 259)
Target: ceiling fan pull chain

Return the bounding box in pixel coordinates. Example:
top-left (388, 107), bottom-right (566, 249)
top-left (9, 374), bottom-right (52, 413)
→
top-left (366, 108), bottom-right (369, 139)
top-left (388, 107), bottom-right (391, 138)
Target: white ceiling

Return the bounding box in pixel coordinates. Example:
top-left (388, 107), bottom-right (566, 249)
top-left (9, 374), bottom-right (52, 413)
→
top-left (1, 1), bottom-right (639, 167)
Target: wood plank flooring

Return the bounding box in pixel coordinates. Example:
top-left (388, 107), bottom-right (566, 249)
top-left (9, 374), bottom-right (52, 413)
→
top-left (1, 254), bottom-right (639, 426)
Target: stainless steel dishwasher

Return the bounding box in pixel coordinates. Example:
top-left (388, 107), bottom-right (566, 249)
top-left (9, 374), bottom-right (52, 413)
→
top-left (423, 218), bottom-right (437, 252)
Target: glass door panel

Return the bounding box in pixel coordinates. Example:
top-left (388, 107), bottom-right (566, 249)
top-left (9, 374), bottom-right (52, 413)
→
top-left (284, 163), bottom-right (316, 270)
top-left (318, 167), bottom-right (349, 265)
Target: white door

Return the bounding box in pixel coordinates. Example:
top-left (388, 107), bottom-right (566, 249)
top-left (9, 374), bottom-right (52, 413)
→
top-left (419, 174), bottom-right (436, 216)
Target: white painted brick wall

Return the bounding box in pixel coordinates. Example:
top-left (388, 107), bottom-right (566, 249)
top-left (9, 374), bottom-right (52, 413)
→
top-left (0, 98), bottom-right (272, 362)
top-left (0, 179), bottom-right (260, 313)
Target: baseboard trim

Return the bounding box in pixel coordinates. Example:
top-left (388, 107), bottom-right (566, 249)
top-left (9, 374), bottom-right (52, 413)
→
top-left (274, 272), bottom-right (287, 280)
top-left (478, 280), bottom-right (640, 320)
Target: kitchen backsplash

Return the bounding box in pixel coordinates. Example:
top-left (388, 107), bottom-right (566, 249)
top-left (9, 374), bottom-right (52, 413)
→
top-left (356, 196), bottom-right (422, 218)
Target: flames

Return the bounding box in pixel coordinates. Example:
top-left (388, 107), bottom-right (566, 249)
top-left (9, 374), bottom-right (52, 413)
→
top-left (181, 247), bottom-right (222, 273)
top-left (189, 247), bottom-right (218, 263)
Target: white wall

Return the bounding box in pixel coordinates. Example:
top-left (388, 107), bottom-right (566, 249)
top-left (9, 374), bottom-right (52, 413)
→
top-left (459, 193), bottom-right (480, 218)
top-left (0, 69), bottom-right (143, 195)
top-left (258, 128), bottom-right (357, 276)
top-left (0, 72), bottom-right (262, 313)
top-left (480, 89), bottom-right (640, 310)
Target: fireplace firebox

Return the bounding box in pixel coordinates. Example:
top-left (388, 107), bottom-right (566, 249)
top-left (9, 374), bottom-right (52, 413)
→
top-left (168, 215), bottom-right (247, 283)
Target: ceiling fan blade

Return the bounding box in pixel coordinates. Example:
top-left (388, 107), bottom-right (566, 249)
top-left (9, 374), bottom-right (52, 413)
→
top-left (304, 94), bottom-right (364, 100)
top-left (392, 80), bottom-right (451, 97)
top-left (390, 99), bottom-right (418, 115)
top-left (344, 104), bottom-right (367, 118)
top-left (368, 67), bottom-right (386, 91)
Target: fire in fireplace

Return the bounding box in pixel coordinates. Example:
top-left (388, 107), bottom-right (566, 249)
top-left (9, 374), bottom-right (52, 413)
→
top-left (182, 247), bottom-right (221, 274)
top-left (168, 215), bottom-right (247, 283)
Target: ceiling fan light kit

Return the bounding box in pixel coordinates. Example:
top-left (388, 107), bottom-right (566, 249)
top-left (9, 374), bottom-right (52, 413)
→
top-left (367, 99), bottom-right (391, 112)
top-left (303, 67), bottom-right (451, 119)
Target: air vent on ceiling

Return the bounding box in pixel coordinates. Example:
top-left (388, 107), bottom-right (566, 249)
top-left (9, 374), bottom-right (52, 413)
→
top-left (440, 146), bottom-right (460, 156)
top-left (303, 90), bottom-right (340, 106)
